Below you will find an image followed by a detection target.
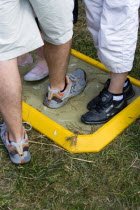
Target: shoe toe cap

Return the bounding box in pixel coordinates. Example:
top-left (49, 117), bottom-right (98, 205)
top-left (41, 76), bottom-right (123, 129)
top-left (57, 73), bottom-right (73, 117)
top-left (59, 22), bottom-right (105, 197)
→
top-left (81, 111), bottom-right (96, 123)
top-left (72, 68), bottom-right (86, 82)
top-left (81, 110), bottom-right (106, 124)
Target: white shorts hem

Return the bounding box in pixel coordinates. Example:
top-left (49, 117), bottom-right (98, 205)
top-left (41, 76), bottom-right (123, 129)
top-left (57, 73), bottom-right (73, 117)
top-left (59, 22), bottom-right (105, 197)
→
top-left (0, 41), bottom-right (44, 62)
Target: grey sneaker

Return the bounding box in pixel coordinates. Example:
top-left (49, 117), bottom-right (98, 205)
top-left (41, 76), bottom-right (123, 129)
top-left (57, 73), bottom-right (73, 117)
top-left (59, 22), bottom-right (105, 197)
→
top-left (0, 122), bottom-right (31, 165)
top-left (43, 68), bottom-right (87, 108)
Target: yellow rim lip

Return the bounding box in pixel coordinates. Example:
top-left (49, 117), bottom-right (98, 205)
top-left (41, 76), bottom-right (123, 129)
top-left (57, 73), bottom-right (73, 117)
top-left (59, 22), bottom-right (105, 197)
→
top-left (22, 49), bottom-right (140, 153)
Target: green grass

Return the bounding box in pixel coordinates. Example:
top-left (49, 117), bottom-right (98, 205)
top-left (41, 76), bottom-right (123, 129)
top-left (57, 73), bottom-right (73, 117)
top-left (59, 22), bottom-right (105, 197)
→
top-left (0, 2), bottom-right (140, 209)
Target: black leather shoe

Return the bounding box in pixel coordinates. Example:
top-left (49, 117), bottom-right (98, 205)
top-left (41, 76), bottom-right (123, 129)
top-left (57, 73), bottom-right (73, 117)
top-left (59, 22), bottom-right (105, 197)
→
top-left (81, 90), bottom-right (127, 125)
top-left (123, 78), bottom-right (135, 100)
top-left (87, 78), bottom-right (135, 111)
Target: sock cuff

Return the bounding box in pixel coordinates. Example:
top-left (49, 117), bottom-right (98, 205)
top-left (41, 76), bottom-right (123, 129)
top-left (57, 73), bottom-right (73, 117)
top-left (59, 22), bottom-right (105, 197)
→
top-left (112, 93), bottom-right (124, 96)
top-left (108, 90), bottom-right (123, 96)
top-left (60, 78), bottom-right (67, 93)
top-left (48, 86), bottom-right (60, 93)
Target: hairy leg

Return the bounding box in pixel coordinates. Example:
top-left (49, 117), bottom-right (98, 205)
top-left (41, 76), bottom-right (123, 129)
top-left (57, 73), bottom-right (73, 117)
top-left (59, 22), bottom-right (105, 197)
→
top-left (0, 59), bottom-right (24, 142)
top-left (44, 39), bottom-right (72, 90)
top-left (35, 46), bottom-right (49, 72)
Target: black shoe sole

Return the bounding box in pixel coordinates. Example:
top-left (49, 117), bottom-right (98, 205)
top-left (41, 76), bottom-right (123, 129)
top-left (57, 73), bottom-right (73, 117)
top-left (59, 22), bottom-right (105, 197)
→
top-left (81, 116), bottom-right (112, 125)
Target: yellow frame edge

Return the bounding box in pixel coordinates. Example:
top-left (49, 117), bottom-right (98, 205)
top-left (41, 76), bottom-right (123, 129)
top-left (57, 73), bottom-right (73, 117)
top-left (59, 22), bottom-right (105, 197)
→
top-left (22, 49), bottom-right (140, 153)
top-left (71, 49), bottom-right (140, 87)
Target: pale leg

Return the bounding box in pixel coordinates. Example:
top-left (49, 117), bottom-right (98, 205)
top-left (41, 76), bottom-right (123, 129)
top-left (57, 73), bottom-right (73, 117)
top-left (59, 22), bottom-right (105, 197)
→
top-left (0, 59), bottom-right (23, 142)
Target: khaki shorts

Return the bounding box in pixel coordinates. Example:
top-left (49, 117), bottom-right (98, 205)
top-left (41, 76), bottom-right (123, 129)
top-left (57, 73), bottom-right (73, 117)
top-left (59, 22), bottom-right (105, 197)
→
top-left (0, 0), bottom-right (74, 61)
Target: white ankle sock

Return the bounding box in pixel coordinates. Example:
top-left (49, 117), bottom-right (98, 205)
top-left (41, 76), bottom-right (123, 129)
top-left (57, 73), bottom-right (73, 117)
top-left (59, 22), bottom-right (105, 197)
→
top-left (112, 79), bottom-right (128, 101)
top-left (113, 94), bottom-right (123, 101)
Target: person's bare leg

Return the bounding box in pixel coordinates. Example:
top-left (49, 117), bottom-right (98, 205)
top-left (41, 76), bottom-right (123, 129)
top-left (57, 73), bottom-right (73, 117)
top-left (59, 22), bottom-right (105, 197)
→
top-left (24, 45), bottom-right (49, 82)
top-left (44, 39), bottom-right (72, 90)
top-left (0, 59), bottom-right (24, 142)
top-left (35, 46), bottom-right (49, 71)
top-left (108, 72), bottom-right (128, 94)
top-left (36, 45), bottom-right (44, 59)
top-left (34, 34), bottom-right (48, 69)
top-left (18, 53), bottom-right (33, 66)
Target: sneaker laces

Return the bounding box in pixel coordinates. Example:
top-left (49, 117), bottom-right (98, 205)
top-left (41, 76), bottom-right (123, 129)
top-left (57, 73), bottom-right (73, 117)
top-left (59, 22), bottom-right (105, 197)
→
top-left (94, 90), bottom-right (112, 112)
top-left (94, 101), bottom-right (106, 112)
top-left (22, 122), bottom-right (32, 131)
top-left (68, 73), bottom-right (77, 82)
top-left (0, 122), bottom-right (31, 156)
top-left (93, 90), bottom-right (107, 112)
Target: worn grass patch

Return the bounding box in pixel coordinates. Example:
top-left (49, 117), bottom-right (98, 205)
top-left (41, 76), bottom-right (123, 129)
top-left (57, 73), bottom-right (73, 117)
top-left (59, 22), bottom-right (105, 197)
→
top-left (0, 1), bottom-right (140, 209)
